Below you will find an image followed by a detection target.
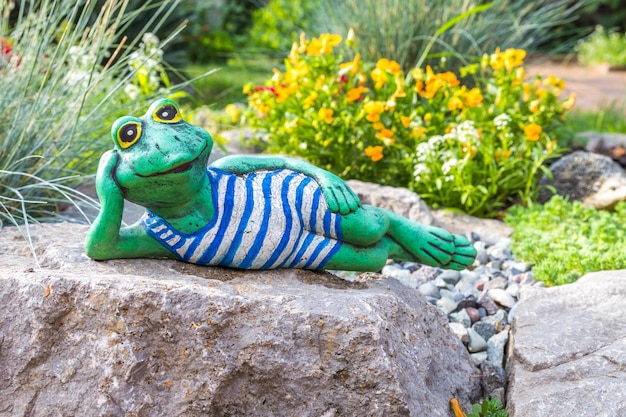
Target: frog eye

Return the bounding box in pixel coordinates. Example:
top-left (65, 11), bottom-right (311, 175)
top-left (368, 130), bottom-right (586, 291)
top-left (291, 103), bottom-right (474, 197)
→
top-left (117, 122), bottom-right (142, 149)
top-left (153, 103), bottom-right (181, 123)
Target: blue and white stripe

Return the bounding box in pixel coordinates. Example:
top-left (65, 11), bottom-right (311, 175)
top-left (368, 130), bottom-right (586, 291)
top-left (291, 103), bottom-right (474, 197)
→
top-left (140, 167), bottom-right (343, 270)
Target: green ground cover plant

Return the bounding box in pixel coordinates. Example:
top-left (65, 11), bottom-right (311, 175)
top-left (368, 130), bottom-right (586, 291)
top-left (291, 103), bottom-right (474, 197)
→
top-left (505, 195), bottom-right (626, 286)
top-left (0, 0), bottom-right (190, 229)
top-left (244, 31), bottom-right (574, 217)
top-left (577, 26), bottom-right (626, 67)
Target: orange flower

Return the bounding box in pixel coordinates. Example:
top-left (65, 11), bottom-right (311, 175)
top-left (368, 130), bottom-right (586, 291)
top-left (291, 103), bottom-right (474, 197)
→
top-left (401, 116), bottom-right (412, 128)
top-left (523, 123), bottom-right (542, 141)
top-left (346, 86), bottom-right (369, 102)
top-left (365, 145), bottom-right (384, 162)
top-left (318, 107), bottom-right (334, 124)
top-left (494, 149), bottom-right (512, 162)
top-left (375, 128), bottom-right (395, 144)
top-left (372, 122), bottom-right (385, 131)
top-left (376, 58), bottom-right (402, 75)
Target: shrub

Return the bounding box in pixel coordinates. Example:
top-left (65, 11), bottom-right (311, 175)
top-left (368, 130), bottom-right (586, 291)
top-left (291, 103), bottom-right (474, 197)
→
top-left (0, 0), bottom-right (187, 228)
top-left (577, 26), bottom-right (626, 68)
top-left (244, 32), bottom-right (574, 217)
top-left (505, 196), bottom-right (626, 286)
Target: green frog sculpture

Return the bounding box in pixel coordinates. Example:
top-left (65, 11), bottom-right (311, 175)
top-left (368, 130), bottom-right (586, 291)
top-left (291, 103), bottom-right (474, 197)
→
top-left (85, 99), bottom-right (476, 271)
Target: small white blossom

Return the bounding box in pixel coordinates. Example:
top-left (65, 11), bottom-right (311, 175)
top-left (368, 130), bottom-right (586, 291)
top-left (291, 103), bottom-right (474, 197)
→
top-left (494, 113), bottom-right (512, 130)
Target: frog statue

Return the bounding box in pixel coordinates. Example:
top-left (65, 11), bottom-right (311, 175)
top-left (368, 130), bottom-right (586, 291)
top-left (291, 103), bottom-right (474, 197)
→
top-left (85, 99), bottom-right (477, 272)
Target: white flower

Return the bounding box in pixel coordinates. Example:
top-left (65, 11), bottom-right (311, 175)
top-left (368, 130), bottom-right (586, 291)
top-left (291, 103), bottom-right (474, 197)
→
top-left (494, 113), bottom-right (512, 130)
top-left (124, 84), bottom-right (140, 101)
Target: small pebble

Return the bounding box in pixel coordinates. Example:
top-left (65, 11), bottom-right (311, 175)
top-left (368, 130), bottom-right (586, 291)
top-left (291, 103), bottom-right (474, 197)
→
top-left (436, 297), bottom-right (458, 314)
top-left (482, 310), bottom-right (508, 333)
top-left (474, 248), bottom-right (489, 265)
top-left (456, 280), bottom-right (480, 299)
top-left (478, 296), bottom-right (499, 315)
top-left (465, 307), bottom-right (481, 324)
top-left (450, 309), bottom-right (471, 328)
top-left (483, 277), bottom-right (508, 291)
top-left (470, 351), bottom-right (488, 366)
top-left (506, 282), bottom-right (521, 299)
top-left (449, 322), bottom-right (469, 343)
top-left (439, 270), bottom-right (461, 285)
top-left (457, 296), bottom-right (478, 309)
top-left (487, 328), bottom-right (510, 367)
top-left (467, 328), bottom-right (488, 353)
top-left (488, 288), bottom-right (516, 309)
top-left (472, 320), bottom-right (496, 342)
top-left (418, 281), bottom-right (441, 299)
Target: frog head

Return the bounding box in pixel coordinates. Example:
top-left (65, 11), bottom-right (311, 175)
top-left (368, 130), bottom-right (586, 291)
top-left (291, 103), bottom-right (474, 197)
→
top-left (110, 98), bottom-right (212, 209)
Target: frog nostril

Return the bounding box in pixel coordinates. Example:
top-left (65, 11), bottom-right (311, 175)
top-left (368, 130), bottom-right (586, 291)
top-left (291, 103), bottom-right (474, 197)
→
top-left (155, 143), bottom-right (160, 150)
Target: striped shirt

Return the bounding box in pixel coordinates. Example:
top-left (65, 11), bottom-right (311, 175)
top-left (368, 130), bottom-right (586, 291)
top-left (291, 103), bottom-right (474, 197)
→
top-left (140, 167), bottom-right (343, 270)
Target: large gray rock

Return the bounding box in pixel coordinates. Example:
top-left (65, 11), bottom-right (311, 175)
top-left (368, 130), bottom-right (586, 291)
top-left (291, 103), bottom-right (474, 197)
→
top-left (346, 180), bottom-right (435, 225)
top-left (506, 271), bottom-right (626, 417)
top-left (0, 223), bottom-right (481, 416)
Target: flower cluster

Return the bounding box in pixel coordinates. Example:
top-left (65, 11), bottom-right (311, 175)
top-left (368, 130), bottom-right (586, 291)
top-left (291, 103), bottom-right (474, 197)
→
top-left (244, 33), bottom-right (574, 217)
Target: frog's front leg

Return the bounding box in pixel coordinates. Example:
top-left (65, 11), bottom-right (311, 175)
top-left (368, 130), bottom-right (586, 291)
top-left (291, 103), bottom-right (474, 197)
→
top-left (211, 155), bottom-right (360, 214)
top-left (84, 150), bottom-right (172, 260)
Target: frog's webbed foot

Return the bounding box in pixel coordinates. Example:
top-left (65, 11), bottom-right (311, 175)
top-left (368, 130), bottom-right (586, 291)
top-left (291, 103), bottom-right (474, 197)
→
top-left (414, 228), bottom-right (476, 271)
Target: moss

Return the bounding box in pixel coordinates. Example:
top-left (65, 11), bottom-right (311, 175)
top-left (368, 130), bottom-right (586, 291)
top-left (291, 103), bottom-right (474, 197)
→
top-left (505, 196), bottom-right (626, 286)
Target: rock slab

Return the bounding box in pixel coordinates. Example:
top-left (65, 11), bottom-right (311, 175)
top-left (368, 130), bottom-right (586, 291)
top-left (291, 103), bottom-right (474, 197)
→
top-left (506, 270), bottom-right (626, 417)
top-left (0, 223), bottom-right (481, 416)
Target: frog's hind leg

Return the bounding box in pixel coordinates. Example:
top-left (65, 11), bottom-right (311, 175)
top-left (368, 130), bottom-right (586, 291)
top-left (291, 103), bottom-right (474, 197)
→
top-left (337, 205), bottom-right (475, 270)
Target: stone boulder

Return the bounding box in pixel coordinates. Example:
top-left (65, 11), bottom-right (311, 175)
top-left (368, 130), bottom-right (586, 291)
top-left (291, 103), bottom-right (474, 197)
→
top-left (506, 270), bottom-right (626, 417)
top-left (0, 223), bottom-right (482, 416)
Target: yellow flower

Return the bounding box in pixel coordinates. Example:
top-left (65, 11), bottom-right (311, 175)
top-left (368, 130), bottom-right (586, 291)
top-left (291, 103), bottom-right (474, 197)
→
top-left (288, 42), bottom-right (299, 64)
top-left (372, 122), bottom-right (385, 131)
top-left (464, 87), bottom-right (483, 107)
top-left (339, 53), bottom-right (361, 76)
top-left (546, 140), bottom-right (557, 152)
top-left (523, 123), bottom-right (542, 141)
top-left (392, 75), bottom-right (406, 98)
top-left (365, 145), bottom-right (384, 162)
top-left (522, 83), bottom-right (531, 102)
top-left (448, 96), bottom-right (464, 111)
top-left (503, 48), bottom-right (526, 71)
top-left (225, 104), bottom-right (240, 123)
top-left (307, 33), bottom-right (342, 56)
top-left (364, 100), bottom-right (385, 122)
top-left (318, 107), bottom-right (334, 124)
top-left (544, 75), bottom-right (565, 90)
top-left (275, 84), bottom-right (296, 104)
top-left (411, 127), bottom-right (428, 138)
top-left (346, 86), bottom-right (369, 102)
top-left (298, 32), bottom-right (307, 53)
top-left (371, 67), bottom-right (387, 89)
top-left (401, 116), bottom-right (412, 128)
top-left (423, 113), bottom-right (432, 122)
top-left (529, 100), bottom-right (541, 113)
top-left (513, 67), bottom-right (525, 85)
top-left (303, 91), bottom-right (318, 109)
top-left (563, 92), bottom-right (576, 111)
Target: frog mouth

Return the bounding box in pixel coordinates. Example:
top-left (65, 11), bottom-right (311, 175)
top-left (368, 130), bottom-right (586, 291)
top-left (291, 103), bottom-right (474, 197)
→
top-left (137, 144), bottom-right (208, 178)
top-left (137, 158), bottom-right (197, 178)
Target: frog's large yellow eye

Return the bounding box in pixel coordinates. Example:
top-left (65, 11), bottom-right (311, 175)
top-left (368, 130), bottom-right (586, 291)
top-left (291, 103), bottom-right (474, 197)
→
top-left (153, 103), bottom-right (181, 123)
top-left (117, 122), bottom-right (142, 149)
